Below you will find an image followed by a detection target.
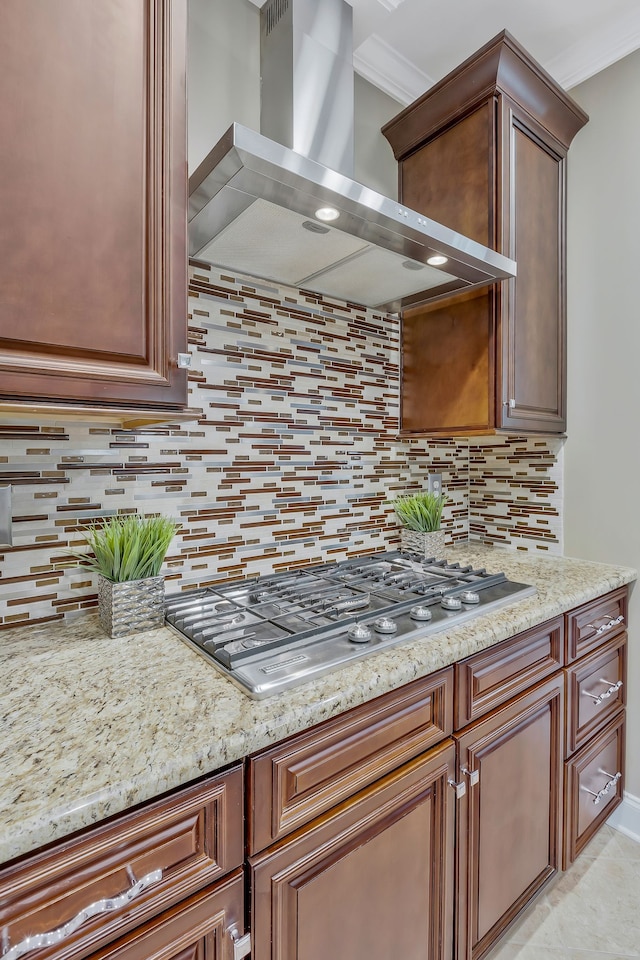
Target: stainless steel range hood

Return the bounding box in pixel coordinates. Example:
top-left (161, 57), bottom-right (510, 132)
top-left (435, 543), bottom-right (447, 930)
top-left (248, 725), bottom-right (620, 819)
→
top-left (188, 0), bottom-right (516, 313)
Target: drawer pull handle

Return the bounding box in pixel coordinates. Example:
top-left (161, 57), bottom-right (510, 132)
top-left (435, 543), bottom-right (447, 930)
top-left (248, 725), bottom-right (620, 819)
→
top-left (581, 770), bottom-right (622, 805)
top-left (585, 615), bottom-right (624, 636)
top-left (1, 868), bottom-right (163, 960)
top-left (583, 679), bottom-right (623, 705)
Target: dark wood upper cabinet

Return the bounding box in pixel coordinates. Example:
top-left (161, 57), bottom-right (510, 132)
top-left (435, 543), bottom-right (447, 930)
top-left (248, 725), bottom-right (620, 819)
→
top-left (383, 30), bottom-right (588, 435)
top-left (0, 0), bottom-right (188, 412)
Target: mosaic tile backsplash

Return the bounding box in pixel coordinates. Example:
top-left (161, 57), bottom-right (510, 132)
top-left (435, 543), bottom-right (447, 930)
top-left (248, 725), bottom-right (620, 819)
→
top-left (0, 264), bottom-right (562, 628)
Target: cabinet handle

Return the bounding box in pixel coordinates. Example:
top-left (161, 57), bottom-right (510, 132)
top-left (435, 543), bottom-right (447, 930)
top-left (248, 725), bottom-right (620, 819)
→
top-left (229, 930), bottom-right (252, 960)
top-left (582, 679), bottom-right (623, 705)
top-left (448, 778), bottom-right (466, 799)
top-left (581, 770), bottom-right (622, 805)
top-left (585, 615), bottom-right (624, 636)
top-left (461, 766), bottom-right (480, 786)
top-left (1, 869), bottom-right (163, 960)
top-left (175, 353), bottom-right (192, 369)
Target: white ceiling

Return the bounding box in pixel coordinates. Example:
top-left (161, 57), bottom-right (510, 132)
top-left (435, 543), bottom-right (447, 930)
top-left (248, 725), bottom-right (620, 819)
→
top-left (246, 0), bottom-right (640, 104)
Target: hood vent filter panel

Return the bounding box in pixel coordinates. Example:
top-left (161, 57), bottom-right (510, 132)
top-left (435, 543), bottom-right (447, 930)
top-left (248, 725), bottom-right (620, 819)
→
top-left (197, 198), bottom-right (370, 290)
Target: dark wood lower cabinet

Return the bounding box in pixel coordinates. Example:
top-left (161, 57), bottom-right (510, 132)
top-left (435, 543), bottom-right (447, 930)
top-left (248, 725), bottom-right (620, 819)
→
top-left (564, 709), bottom-right (625, 867)
top-left (250, 740), bottom-right (456, 960)
top-left (0, 590), bottom-right (629, 960)
top-left (91, 872), bottom-right (245, 960)
top-left (455, 674), bottom-right (564, 960)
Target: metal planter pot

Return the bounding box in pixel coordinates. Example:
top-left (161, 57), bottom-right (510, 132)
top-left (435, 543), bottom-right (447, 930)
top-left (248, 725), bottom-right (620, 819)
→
top-left (98, 574), bottom-right (165, 638)
top-left (400, 528), bottom-right (446, 558)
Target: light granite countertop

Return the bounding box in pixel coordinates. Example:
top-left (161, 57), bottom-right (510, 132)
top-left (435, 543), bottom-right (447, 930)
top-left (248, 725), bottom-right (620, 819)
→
top-left (1, 544), bottom-right (636, 867)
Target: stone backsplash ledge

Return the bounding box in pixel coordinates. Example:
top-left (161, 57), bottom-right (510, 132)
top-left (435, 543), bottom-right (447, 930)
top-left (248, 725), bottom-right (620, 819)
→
top-left (0, 265), bottom-right (562, 628)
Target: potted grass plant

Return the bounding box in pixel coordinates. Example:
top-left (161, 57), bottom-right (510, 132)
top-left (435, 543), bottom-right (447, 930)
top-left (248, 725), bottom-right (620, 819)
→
top-left (391, 490), bottom-right (448, 558)
top-left (72, 514), bottom-right (180, 638)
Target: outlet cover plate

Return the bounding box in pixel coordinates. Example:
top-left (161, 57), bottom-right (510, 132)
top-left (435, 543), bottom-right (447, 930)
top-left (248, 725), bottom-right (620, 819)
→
top-left (428, 473), bottom-right (442, 497)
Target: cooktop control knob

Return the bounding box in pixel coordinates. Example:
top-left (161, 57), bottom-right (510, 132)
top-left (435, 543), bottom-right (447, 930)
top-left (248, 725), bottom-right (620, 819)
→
top-left (373, 616), bottom-right (398, 634)
top-left (348, 622), bottom-right (372, 644)
top-left (410, 605), bottom-right (432, 621)
top-left (441, 595), bottom-right (463, 611)
top-left (460, 590), bottom-right (480, 605)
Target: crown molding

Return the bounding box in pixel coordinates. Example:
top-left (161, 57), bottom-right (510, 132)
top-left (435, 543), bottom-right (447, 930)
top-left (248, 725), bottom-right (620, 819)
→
top-left (353, 33), bottom-right (433, 105)
top-left (544, 6), bottom-right (640, 88)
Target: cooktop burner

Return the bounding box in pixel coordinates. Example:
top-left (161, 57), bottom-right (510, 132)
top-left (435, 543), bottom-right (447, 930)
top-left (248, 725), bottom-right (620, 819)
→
top-left (164, 551), bottom-right (536, 698)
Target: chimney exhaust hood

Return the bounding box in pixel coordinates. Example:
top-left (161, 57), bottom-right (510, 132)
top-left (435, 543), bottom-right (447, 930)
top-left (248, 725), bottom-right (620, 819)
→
top-left (188, 0), bottom-right (516, 314)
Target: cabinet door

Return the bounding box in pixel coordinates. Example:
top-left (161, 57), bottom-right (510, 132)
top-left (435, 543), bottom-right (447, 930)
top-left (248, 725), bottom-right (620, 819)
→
top-left (455, 674), bottom-right (564, 960)
top-left (90, 872), bottom-right (245, 960)
top-left (498, 99), bottom-right (567, 433)
top-left (251, 740), bottom-right (456, 960)
top-left (0, 0), bottom-right (187, 410)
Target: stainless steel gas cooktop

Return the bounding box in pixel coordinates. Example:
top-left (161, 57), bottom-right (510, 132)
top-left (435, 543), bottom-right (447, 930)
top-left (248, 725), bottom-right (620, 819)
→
top-left (164, 551), bottom-right (536, 699)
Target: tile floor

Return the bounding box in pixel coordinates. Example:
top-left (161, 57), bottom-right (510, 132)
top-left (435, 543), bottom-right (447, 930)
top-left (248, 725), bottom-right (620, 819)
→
top-left (488, 826), bottom-right (640, 960)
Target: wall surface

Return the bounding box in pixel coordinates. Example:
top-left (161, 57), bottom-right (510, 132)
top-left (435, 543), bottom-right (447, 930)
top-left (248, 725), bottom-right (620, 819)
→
top-left (564, 49), bottom-right (640, 796)
top-left (188, 0), bottom-right (260, 173)
top-left (353, 73), bottom-right (399, 198)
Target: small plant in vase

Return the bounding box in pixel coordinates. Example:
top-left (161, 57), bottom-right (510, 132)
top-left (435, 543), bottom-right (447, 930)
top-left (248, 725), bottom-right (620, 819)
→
top-left (391, 490), bottom-right (448, 558)
top-left (71, 514), bottom-right (180, 637)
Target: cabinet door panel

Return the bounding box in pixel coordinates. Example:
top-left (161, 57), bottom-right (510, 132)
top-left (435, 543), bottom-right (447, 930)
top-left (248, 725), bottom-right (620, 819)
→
top-left (565, 586), bottom-right (628, 663)
top-left (455, 616), bottom-right (564, 728)
top-left (0, 0), bottom-right (187, 408)
top-left (564, 710), bottom-right (625, 867)
top-left (565, 633), bottom-right (626, 756)
top-left (500, 102), bottom-right (566, 432)
top-left (456, 675), bottom-right (564, 960)
top-left (91, 872), bottom-right (245, 960)
top-left (251, 740), bottom-right (456, 960)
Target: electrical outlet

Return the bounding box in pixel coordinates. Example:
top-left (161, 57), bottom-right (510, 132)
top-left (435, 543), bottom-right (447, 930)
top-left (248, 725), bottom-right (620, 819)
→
top-left (428, 473), bottom-right (443, 497)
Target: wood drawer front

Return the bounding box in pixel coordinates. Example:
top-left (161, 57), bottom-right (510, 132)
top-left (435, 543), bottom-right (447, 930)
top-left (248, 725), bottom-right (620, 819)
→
top-left (454, 617), bottom-right (564, 729)
top-left (564, 710), bottom-right (625, 867)
top-left (565, 587), bottom-right (628, 663)
top-left (92, 871), bottom-right (245, 960)
top-left (248, 667), bottom-right (453, 855)
top-left (565, 633), bottom-right (627, 757)
top-left (0, 766), bottom-right (243, 960)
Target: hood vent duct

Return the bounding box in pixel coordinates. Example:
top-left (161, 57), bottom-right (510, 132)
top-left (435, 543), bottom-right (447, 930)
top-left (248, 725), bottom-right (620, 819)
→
top-left (188, 0), bottom-right (516, 313)
top-left (265, 0), bottom-right (289, 37)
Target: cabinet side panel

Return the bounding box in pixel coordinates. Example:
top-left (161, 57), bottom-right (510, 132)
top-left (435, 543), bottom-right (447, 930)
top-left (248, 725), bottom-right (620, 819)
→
top-left (400, 102), bottom-right (494, 245)
top-left (402, 291), bottom-right (494, 435)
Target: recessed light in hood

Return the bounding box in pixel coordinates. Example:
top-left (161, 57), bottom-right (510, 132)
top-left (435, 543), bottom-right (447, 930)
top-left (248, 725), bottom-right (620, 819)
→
top-left (315, 206), bottom-right (340, 222)
top-left (187, 0), bottom-right (516, 313)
